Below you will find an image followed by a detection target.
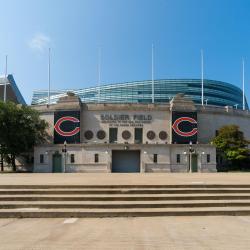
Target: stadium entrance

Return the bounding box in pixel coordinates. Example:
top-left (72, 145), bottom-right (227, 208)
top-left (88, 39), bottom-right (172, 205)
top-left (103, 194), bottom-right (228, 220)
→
top-left (112, 150), bottom-right (140, 173)
top-left (52, 153), bottom-right (62, 173)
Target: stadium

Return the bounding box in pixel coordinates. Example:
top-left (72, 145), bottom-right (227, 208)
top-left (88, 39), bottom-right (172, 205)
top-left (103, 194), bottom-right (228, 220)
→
top-left (1, 75), bottom-right (249, 173)
top-left (27, 78), bottom-right (250, 173)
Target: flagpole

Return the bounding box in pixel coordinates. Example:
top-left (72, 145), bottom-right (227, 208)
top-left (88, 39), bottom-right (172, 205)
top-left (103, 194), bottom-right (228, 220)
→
top-left (3, 55), bottom-right (8, 103)
top-left (152, 44), bottom-right (154, 104)
top-left (242, 58), bottom-right (245, 110)
top-left (98, 47), bottom-right (101, 103)
top-left (201, 49), bottom-right (204, 106)
top-left (48, 48), bottom-right (51, 106)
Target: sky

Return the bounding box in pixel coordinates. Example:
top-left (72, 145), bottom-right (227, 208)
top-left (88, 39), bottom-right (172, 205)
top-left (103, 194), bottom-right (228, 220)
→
top-left (0, 0), bottom-right (250, 104)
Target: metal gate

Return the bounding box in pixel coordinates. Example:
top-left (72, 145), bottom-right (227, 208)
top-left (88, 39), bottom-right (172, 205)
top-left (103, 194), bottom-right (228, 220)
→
top-left (191, 154), bottom-right (198, 172)
top-left (52, 153), bottom-right (62, 173)
top-left (112, 150), bottom-right (140, 173)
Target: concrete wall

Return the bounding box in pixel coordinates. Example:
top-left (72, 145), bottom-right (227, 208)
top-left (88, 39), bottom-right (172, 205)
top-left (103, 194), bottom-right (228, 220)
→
top-left (31, 101), bottom-right (249, 173)
top-left (82, 109), bottom-right (170, 144)
top-left (34, 103), bottom-right (250, 145)
top-left (34, 144), bottom-right (216, 173)
top-left (198, 110), bottom-right (250, 143)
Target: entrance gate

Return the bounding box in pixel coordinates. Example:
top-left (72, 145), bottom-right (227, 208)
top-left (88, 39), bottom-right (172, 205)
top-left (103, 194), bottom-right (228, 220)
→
top-left (112, 150), bottom-right (140, 173)
top-left (52, 153), bottom-right (62, 173)
top-left (191, 154), bottom-right (198, 172)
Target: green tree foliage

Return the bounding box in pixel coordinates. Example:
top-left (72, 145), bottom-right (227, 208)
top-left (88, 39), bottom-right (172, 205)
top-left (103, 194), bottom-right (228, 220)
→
top-left (212, 125), bottom-right (249, 167)
top-left (0, 101), bottom-right (48, 171)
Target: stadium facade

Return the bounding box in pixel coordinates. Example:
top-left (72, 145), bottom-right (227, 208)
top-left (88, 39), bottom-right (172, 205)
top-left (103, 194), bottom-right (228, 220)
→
top-left (31, 79), bottom-right (250, 173)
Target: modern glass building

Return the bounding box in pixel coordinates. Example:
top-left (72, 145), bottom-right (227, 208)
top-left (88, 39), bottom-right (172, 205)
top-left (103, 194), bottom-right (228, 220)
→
top-left (31, 79), bottom-right (248, 109)
top-left (0, 74), bottom-right (26, 104)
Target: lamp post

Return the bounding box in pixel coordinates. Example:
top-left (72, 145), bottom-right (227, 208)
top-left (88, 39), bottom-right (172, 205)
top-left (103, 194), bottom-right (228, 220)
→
top-left (188, 141), bottom-right (195, 172)
top-left (62, 141), bottom-right (67, 173)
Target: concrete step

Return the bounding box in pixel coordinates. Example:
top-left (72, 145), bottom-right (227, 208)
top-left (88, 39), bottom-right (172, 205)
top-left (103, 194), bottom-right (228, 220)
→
top-left (2, 188), bottom-right (250, 195)
top-left (2, 207), bottom-right (250, 217)
top-left (2, 184), bottom-right (250, 217)
top-left (1, 184), bottom-right (250, 189)
top-left (1, 200), bottom-right (250, 209)
top-left (1, 194), bottom-right (250, 201)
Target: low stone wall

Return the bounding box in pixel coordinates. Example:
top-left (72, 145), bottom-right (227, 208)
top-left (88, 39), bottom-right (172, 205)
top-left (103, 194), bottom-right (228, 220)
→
top-left (201, 164), bottom-right (217, 173)
top-left (170, 164), bottom-right (189, 173)
top-left (145, 163), bottom-right (171, 173)
top-left (66, 163), bottom-right (109, 173)
top-left (33, 164), bottom-right (52, 173)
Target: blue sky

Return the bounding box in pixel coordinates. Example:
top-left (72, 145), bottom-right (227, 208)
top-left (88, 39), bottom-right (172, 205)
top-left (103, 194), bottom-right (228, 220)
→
top-left (0, 0), bottom-right (250, 104)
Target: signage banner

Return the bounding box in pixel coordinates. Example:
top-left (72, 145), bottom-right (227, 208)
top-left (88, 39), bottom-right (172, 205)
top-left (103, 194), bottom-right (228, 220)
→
top-left (54, 111), bottom-right (80, 144)
top-left (172, 112), bottom-right (197, 144)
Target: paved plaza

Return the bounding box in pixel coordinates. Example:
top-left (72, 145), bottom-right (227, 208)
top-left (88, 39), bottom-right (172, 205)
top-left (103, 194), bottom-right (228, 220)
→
top-left (0, 216), bottom-right (250, 250)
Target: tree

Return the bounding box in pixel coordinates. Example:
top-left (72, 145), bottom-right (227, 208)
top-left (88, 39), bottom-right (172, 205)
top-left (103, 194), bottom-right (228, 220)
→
top-left (0, 101), bottom-right (48, 171)
top-left (212, 125), bottom-right (249, 169)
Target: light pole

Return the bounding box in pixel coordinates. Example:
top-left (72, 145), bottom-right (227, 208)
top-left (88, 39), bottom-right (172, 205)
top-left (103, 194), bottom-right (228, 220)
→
top-left (62, 141), bottom-right (67, 173)
top-left (188, 141), bottom-right (195, 172)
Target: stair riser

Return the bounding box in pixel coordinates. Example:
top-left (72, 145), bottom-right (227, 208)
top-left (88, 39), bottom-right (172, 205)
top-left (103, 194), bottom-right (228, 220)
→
top-left (1, 185), bottom-right (250, 189)
top-left (1, 203), bottom-right (250, 209)
top-left (2, 190), bottom-right (250, 195)
top-left (0, 196), bottom-right (250, 201)
top-left (2, 210), bottom-right (250, 218)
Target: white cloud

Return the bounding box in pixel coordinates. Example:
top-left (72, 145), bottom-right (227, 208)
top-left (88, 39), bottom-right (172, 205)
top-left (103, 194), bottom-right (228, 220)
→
top-left (29, 33), bottom-right (51, 52)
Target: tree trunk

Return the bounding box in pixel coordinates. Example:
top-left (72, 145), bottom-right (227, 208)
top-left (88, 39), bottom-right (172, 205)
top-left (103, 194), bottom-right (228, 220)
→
top-left (11, 155), bottom-right (16, 172)
top-left (0, 154), bottom-right (3, 172)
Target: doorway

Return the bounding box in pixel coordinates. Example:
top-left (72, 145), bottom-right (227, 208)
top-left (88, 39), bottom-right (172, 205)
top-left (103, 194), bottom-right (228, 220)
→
top-left (52, 153), bottom-right (62, 173)
top-left (112, 150), bottom-right (140, 173)
top-left (191, 154), bottom-right (198, 172)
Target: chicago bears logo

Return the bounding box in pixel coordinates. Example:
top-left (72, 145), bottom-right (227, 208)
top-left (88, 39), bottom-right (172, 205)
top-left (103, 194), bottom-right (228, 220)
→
top-left (54, 116), bottom-right (80, 137)
top-left (172, 117), bottom-right (197, 137)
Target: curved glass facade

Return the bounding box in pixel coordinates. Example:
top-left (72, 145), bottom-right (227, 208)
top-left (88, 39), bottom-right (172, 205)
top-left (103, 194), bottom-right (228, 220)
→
top-left (31, 79), bottom-right (248, 109)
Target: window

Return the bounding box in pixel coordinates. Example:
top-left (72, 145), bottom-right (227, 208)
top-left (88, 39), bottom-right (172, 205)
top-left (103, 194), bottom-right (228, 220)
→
top-left (153, 154), bottom-right (157, 163)
top-left (135, 128), bottom-right (143, 143)
top-left (95, 154), bottom-right (99, 163)
top-left (176, 154), bottom-right (180, 163)
top-left (109, 128), bottom-right (118, 143)
top-left (207, 154), bottom-right (210, 163)
top-left (40, 154), bottom-right (44, 164)
top-left (70, 154), bottom-right (75, 163)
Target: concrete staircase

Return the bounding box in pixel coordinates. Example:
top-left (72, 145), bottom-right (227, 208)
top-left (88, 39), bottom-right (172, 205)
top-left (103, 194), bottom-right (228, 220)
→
top-left (1, 184), bottom-right (250, 217)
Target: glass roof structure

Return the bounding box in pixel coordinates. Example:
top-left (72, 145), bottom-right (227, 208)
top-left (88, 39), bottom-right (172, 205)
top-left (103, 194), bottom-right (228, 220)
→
top-left (0, 74), bottom-right (26, 104)
top-left (31, 79), bottom-right (248, 109)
